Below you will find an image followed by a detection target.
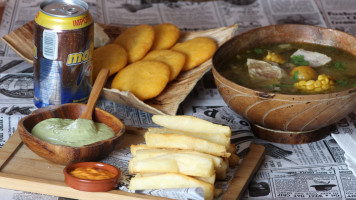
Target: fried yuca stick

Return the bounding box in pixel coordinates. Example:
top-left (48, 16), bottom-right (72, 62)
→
top-left (216, 158), bottom-right (228, 180)
top-left (196, 174), bottom-right (216, 184)
top-left (228, 144), bottom-right (237, 153)
top-left (152, 115), bottom-right (231, 137)
top-left (133, 148), bottom-right (223, 170)
top-left (131, 146), bottom-right (229, 180)
top-left (131, 143), bottom-right (233, 168)
top-left (228, 153), bottom-right (240, 168)
top-left (226, 143), bottom-right (240, 168)
top-left (144, 132), bottom-right (230, 158)
top-left (130, 144), bottom-right (157, 157)
top-left (129, 173), bottom-right (214, 200)
top-left (147, 127), bottom-right (231, 148)
top-left (129, 153), bottom-right (215, 177)
top-left (138, 173), bottom-right (216, 184)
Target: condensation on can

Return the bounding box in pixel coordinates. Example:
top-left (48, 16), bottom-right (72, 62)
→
top-left (33, 0), bottom-right (94, 108)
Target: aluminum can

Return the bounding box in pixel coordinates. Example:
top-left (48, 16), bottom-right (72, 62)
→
top-left (33, 0), bottom-right (94, 108)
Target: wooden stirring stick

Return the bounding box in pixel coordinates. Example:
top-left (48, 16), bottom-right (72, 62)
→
top-left (80, 68), bottom-right (110, 120)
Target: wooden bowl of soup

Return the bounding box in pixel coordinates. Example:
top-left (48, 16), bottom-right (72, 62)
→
top-left (17, 103), bottom-right (125, 165)
top-left (212, 24), bottom-right (356, 144)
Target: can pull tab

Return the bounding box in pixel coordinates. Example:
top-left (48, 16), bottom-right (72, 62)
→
top-left (56, 4), bottom-right (79, 15)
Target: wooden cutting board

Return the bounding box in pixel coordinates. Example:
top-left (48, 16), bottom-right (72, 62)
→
top-left (0, 131), bottom-right (265, 200)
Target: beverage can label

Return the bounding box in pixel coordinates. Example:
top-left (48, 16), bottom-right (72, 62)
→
top-left (33, 0), bottom-right (93, 108)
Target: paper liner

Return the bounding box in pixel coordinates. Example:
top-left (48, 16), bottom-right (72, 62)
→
top-left (1, 21), bottom-right (238, 115)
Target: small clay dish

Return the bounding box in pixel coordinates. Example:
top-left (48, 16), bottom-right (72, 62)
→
top-left (17, 103), bottom-right (125, 165)
top-left (63, 162), bottom-right (121, 192)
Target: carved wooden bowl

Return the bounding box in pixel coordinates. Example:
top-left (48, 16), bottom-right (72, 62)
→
top-left (212, 24), bottom-right (356, 144)
top-left (17, 103), bottom-right (125, 165)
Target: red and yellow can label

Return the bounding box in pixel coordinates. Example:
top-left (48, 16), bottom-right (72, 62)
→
top-left (35, 10), bottom-right (93, 30)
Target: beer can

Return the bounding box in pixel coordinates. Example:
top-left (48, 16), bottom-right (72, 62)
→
top-left (33, 0), bottom-right (94, 108)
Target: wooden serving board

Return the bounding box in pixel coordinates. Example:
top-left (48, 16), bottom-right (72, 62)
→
top-left (0, 131), bottom-right (265, 200)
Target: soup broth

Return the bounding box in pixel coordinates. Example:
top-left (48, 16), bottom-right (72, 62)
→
top-left (219, 42), bottom-right (356, 94)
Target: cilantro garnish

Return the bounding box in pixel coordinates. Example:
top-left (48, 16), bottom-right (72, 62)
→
top-left (291, 55), bottom-right (309, 66)
top-left (253, 48), bottom-right (264, 54)
top-left (337, 79), bottom-right (348, 86)
top-left (292, 71), bottom-right (299, 82)
top-left (333, 62), bottom-right (346, 71)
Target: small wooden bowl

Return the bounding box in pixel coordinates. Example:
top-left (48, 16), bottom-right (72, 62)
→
top-left (17, 103), bottom-right (125, 165)
top-left (212, 24), bottom-right (356, 144)
top-left (63, 162), bottom-right (121, 192)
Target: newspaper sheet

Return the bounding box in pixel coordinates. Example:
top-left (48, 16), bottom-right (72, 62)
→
top-left (316, 0), bottom-right (356, 35)
top-left (0, 0), bottom-right (355, 199)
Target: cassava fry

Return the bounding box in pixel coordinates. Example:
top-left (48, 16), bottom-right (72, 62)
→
top-left (130, 144), bottom-right (157, 157)
top-left (138, 173), bottom-right (216, 184)
top-left (133, 148), bottom-right (223, 170)
top-left (144, 132), bottom-right (230, 157)
top-left (148, 127), bottom-right (230, 148)
top-left (129, 173), bottom-right (214, 200)
top-left (228, 144), bottom-right (237, 153)
top-left (196, 174), bottom-right (216, 184)
top-left (129, 157), bottom-right (177, 174)
top-left (152, 115), bottom-right (231, 137)
top-left (129, 153), bottom-right (215, 177)
top-left (216, 158), bottom-right (229, 180)
top-left (228, 153), bottom-right (240, 168)
top-left (226, 144), bottom-right (240, 168)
